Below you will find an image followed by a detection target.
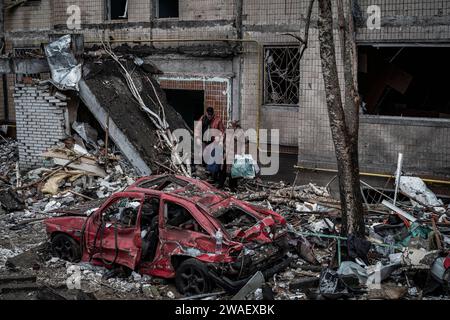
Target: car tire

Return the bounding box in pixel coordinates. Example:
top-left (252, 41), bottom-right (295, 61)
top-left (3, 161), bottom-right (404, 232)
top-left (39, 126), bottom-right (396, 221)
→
top-left (51, 233), bottom-right (82, 262)
top-left (175, 258), bottom-right (212, 296)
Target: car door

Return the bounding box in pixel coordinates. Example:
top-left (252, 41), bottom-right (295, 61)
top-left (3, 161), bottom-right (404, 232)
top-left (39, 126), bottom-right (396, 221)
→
top-left (153, 194), bottom-right (216, 273)
top-left (85, 192), bottom-right (145, 270)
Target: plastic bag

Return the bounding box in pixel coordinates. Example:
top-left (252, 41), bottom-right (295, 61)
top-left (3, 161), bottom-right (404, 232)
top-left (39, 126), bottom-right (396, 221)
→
top-left (231, 154), bottom-right (258, 179)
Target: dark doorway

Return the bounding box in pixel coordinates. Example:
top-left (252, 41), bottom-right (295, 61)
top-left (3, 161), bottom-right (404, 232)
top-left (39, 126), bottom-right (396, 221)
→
top-left (164, 89), bottom-right (204, 129)
top-left (358, 46), bottom-right (450, 118)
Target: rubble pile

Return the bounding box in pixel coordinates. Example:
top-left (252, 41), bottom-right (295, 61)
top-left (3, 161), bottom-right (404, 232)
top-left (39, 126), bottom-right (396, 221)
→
top-left (233, 178), bottom-right (450, 300)
top-left (1, 137), bottom-right (449, 300)
top-left (0, 34), bottom-right (448, 300)
top-left (1, 135), bottom-right (137, 210)
top-left (0, 136), bottom-right (181, 300)
top-left (38, 258), bottom-right (176, 300)
top-left (0, 136), bottom-right (135, 257)
top-left (0, 138), bottom-right (19, 190)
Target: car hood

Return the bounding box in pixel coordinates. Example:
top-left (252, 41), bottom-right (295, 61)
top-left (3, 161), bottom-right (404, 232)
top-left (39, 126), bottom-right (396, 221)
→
top-left (229, 216), bottom-right (280, 243)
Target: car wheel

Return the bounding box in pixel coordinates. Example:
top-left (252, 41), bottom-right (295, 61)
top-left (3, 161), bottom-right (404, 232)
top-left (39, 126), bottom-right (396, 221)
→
top-left (175, 258), bottom-right (212, 296)
top-left (51, 234), bottom-right (81, 262)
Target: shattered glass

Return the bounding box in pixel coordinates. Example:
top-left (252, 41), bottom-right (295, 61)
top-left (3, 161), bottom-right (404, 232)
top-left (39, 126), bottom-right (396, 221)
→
top-left (264, 46), bottom-right (300, 105)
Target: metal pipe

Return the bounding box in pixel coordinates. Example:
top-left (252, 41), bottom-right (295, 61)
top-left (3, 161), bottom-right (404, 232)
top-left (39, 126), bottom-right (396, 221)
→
top-left (393, 153), bottom-right (403, 205)
top-left (84, 38), bottom-right (264, 148)
top-left (294, 165), bottom-right (450, 185)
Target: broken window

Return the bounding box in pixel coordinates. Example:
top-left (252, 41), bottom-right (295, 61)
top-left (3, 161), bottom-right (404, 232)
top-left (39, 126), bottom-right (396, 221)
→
top-left (157, 0), bottom-right (179, 18)
top-left (358, 46), bottom-right (450, 118)
top-left (164, 202), bottom-right (206, 233)
top-left (13, 47), bottom-right (44, 82)
top-left (137, 176), bottom-right (187, 191)
top-left (141, 197), bottom-right (160, 229)
top-left (106, 0), bottom-right (128, 20)
top-left (141, 197), bottom-right (160, 262)
top-left (102, 197), bottom-right (141, 228)
top-left (264, 46), bottom-right (300, 105)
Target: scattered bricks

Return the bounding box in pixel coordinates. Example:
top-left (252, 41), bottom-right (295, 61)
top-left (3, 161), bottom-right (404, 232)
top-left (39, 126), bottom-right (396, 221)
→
top-left (54, 92), bottom-right (67, 101)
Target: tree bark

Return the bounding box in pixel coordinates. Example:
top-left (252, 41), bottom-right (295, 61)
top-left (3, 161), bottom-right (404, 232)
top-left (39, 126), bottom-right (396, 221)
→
top-left (317, 0), bottom-right (365, 237)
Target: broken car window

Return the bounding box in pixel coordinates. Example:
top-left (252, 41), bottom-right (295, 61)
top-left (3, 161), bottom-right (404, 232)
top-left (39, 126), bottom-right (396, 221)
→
top-left (161, 182), bottom-right (184, 192)
top-left (102, 197), bottom-right (141, 228)
top-left (164, 202), bottom-right (206, 233)
top-left (215, 206), bottom-right (258, 235)
top-left (137, 177), bottom-right (186, 191)
top-left (141, 197), bottom-right (160, 229)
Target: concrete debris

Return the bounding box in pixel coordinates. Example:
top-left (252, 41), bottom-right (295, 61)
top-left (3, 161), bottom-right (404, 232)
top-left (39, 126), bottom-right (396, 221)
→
top-left (399, 176), bottom-right (446, 213)
top-left (71, 121), bottom-right (98, 148)
top-left (367, 284), bottom-right (408, 300)
top-left (231, 271), bottom-right (265, 300)
top-left (1, 40), bottom-right (449, 300)
top-left (0, 189), bottom-right (25, 212)
top-left (0, 147), bottom-right (449, 300)
top-left (232, 177), bottom-right (450, 300)
top-left (337, 261), bottom-right (368, 286)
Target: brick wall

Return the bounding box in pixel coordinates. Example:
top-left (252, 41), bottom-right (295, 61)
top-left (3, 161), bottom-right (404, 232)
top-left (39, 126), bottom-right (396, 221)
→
top-left (14, 84), bottom-right (68, 170)
top-left (239, 33), bottom-right (303, 147)
top-left (5, 0), bottom-right (52, 32)
top-left (356, 0), bottom-right (450, 43)
top-left (52, 0), bottom-right (104, 26)
top-left (159, 77), bottom-right (230, 123)
top-left (359, 117), bottom-right (450, 175)
top-left (179, 1), bottom-right (234, 21)
top-left (244, 0), bottom-right (306, 25)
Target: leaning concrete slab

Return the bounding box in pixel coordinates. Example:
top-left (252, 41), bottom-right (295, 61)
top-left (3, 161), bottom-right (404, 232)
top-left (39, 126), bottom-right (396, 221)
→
top-left (78, 79), bottom-right (152, 176)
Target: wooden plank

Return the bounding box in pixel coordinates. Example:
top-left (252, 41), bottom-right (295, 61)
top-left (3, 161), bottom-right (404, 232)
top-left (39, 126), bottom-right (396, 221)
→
top-left (52, 158), bottom-right (106, 177)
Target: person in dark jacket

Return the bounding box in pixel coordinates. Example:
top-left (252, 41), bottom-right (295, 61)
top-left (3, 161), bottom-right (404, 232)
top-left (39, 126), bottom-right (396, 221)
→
top-left (194, 107), bottom-right (225, 182)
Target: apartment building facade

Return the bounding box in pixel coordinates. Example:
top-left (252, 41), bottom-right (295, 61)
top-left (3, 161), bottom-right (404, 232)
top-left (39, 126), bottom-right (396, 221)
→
top-left (0, 0), bottom-right (449, 177)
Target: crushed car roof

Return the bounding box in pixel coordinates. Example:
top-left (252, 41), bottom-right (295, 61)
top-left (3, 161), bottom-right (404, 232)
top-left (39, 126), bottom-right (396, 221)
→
top-left (127, 175), bottom-right (232, 209)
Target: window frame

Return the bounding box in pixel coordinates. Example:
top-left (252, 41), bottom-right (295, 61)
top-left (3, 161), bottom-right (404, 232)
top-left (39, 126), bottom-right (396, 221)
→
top-left (263, 44), bottom-right (301, 107)
top-left (98, 196), bottom-right (143, 230)
top-left (105, 0), bottom-right (128, 21)
top-left (163, 200), bottom-right (208, 235)
top-left (155, 0), bottom-right (180, 19)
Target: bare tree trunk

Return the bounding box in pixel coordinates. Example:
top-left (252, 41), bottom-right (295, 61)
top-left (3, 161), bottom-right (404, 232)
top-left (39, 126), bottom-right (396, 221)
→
top-left (317, 0), bottom-right (365, 237)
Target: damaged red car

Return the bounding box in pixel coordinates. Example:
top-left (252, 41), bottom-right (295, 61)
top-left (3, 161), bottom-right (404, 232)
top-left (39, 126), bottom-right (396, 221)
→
top-left (45, 175), bottom-right (292, 295)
